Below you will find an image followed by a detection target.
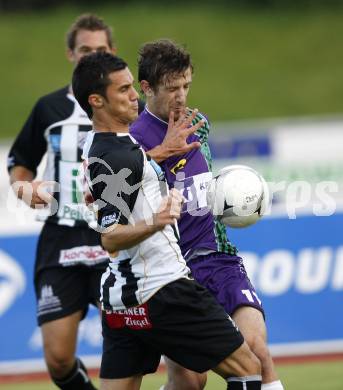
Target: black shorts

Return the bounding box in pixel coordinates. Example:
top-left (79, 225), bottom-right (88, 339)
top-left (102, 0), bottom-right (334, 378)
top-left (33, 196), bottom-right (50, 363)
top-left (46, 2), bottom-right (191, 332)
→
top-left (100, 278), bottom-right (244, 379)
top-left (34, 223), bottom-right (108, 326)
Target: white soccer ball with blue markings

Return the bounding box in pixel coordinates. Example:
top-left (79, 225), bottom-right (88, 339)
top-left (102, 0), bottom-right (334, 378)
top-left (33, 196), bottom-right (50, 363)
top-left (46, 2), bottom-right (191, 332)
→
top-left (207, 165), bottom-right (270, 228)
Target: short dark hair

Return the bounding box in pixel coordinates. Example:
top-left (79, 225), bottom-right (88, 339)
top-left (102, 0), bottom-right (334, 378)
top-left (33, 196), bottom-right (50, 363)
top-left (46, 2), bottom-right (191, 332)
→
top-left (66, 13), bottom-right (114, 50)
top-left (138, 39), bottom-right (193, 90)
top-left (72, 52), bottom-right (127, 118)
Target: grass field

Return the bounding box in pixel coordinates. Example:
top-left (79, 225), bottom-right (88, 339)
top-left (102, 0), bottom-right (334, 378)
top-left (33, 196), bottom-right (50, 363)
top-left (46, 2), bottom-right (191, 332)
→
top-left (0, 361), bottom-right (342, 389)
top-left (2, 5), bottom-right (343, 139)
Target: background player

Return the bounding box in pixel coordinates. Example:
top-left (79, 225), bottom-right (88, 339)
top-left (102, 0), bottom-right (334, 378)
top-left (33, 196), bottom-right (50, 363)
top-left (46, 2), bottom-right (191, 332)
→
top-left (74, 50), bottom-right (262, 390)
top-left (130, 39), bottom-right (284, 390)
top-left (7, 14), bottom-right (144, 390)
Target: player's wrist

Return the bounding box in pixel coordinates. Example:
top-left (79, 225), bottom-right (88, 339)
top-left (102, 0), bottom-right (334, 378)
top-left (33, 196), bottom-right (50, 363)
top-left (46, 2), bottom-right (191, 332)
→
top-left (149, 214), bottom-right (165, 232)
top-left (148, 144), bottom-right (171, 163)
top-left (161, 142), bottom-right (177, 160)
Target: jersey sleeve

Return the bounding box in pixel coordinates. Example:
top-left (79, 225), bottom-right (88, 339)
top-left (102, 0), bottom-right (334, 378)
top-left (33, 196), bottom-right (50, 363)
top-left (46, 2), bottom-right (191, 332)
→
top-left (91, 145), bottom-right (144, 229)
top-left (129, 130), bottom-right (148, 152)
top-left (7, 99), bottom-right (48, 177)
top-left (193, 111), bottom-right (211, 144)
top-left (193, 112), bottom-right (213, 171)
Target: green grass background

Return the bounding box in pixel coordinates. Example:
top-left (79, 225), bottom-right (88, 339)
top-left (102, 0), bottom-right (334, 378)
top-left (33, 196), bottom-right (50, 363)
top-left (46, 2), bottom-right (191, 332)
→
top-left (1, 4), bottom-right (343, 139)
top-left (0, 361), bottom-right (342, 389)
top-left (1, 5), bottom-right (342, 388)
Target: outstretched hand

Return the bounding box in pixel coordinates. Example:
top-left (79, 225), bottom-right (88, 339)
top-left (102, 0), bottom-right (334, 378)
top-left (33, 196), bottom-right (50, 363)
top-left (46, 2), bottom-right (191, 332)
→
top-left (146, 108), bottom-right (204, 163)
top-left (162, 108), bottom-right (203, 156)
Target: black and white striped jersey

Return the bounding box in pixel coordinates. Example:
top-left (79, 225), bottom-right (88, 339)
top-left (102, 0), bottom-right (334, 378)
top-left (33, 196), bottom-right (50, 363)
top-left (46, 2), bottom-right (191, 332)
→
top-left (82, 131), bottom-right (190, 310)
top-left (8, 86), bottom-right (94, 227)
top-left (8, 86), bottom-right (146, 228)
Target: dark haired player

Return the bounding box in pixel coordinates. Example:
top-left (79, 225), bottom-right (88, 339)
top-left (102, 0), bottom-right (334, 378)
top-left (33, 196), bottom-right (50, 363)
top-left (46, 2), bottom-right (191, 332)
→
top-left (74, 51), bottom-right (262, 390)
top-left (130, 39), bottom-right (284, 390)
top-left (8, 14), bottom-right (143, 390)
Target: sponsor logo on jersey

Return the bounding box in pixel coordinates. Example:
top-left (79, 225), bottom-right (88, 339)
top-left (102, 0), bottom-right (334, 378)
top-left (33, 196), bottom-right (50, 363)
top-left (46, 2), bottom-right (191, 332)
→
top-left (37, 285), bottom-right (62, 316)
top-left (174, 172), bottom-right (212, 213)
top-left (61, 203), bottom-right (96, 223)
top-left (171, 158), bottom-right (187, 175)
top-left (101, 213), bottom-right (118, 228)
top-left (59, 245), bottom-right (108, 266)
top-left (106, 303), bottom-right (152, 330)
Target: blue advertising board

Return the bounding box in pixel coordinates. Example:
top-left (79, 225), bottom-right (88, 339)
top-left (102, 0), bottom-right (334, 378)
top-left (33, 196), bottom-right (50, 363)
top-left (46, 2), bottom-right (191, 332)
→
top-left (0, 213), bottom-right (342, 372)
top-left (229, 213), bottom-right (343, 354)
top-left (0, 233), bottom-right (102, 372)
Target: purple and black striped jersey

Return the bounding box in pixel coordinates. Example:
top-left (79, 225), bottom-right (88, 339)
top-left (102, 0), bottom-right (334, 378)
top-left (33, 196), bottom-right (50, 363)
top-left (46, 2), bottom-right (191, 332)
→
top-left (130, 108), bottom-right (237, 260)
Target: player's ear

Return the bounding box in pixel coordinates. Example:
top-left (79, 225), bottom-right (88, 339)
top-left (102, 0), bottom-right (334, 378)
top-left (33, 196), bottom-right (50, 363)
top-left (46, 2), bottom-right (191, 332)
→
top-left (66, 48), bottom-right (75, 63)
top-left (140, 80), bottom-right (153, 97)
top-left (88, 94), bottom-right (104, 109)
top-left (111, 46), bottom-right (117, 55)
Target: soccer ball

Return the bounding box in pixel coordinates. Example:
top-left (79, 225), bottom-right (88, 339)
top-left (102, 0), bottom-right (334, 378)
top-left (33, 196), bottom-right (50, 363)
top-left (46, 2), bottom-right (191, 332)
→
top-left (207, 165), bottom-right (270, 228)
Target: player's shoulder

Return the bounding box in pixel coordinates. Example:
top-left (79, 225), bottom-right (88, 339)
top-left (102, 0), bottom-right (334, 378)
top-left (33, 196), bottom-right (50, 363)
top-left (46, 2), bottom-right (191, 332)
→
top-left (129, 110), bottom-right (151, 142)
top-left (192, 111), bottom-right (210, 126)
top-left (130, 109), bottom-right (148, 129)
top-left (33, 86), bottom-right (71, 117)
top-left (36, 85), bottom-right (69, 106)
top-left (91, 133), bottom-right (142, 162)
top-left (192, 111), bottom-right (211, 142)
top-left (130, 108), bottom-right (166, 147)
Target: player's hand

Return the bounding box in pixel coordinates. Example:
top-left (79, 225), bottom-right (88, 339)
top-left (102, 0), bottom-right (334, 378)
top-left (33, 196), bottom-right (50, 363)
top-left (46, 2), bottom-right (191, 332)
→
top-left (153, 189), bottom-right (183, 230)
top-left (161, 108), bottom-right (204, 158)
top-left (12, 180), bottom-right (56, 208)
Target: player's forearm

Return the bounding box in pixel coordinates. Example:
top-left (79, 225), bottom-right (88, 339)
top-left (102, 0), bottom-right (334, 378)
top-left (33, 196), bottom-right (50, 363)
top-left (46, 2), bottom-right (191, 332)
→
top-left (9, 166), bottom-right (35, 183)
top-left (101, 219), bottom-right (159, 252)
top-left (146, 145), bottom-right (171, 163)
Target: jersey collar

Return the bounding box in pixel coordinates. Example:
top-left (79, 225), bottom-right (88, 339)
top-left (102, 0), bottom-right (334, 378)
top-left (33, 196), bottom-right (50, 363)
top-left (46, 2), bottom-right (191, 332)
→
top-left (145, 106), bottom-right (168, 126)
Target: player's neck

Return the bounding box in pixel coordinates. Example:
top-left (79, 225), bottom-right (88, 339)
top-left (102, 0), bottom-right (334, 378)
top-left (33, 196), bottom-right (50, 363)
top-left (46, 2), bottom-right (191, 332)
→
top-left (92, 115), bottom-right (129, 134)
top-left (145, 105), bottom-right (168, 124)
